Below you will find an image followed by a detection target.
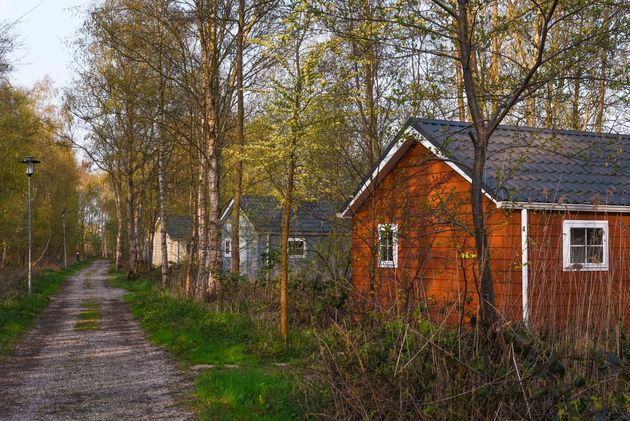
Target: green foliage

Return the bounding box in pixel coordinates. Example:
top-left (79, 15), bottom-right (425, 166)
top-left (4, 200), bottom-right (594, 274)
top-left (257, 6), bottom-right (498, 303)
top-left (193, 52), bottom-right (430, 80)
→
top-left (0, 82), bottom-right (82, 266)
top-left (0, 260), bottom-right (90, 360)
top-left (109, 270), bottom-right (309, 420)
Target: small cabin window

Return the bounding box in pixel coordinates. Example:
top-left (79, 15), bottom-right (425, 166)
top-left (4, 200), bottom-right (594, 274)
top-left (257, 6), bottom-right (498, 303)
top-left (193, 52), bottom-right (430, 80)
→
top-left (288, 238), bottom-right (306, 258)
top-left (378, 224), bottom-right (398, 268)
top-left (562, 220), bottom-right (608, 271)
top-left (224, 239), bottom-right (231, 257)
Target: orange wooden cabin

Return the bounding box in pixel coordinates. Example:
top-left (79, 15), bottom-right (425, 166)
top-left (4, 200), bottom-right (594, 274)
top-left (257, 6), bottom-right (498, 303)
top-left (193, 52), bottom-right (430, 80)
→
top-left (340, 118), bottom-right (630, 329)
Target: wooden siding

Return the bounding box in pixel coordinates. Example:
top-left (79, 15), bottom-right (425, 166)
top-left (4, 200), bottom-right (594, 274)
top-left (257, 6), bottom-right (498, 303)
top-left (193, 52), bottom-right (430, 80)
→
top-left (527, 212), bottom-right (630, 328)
top-left (151, 234), bottom-right (187, 266)
top-left (350, 142), bottom-right (630, 328)
top-left (350, 142), bottom-right (522, 324)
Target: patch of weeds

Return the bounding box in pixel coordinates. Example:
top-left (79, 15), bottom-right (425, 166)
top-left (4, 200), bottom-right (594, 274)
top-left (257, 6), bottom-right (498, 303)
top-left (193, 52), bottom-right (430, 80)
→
top-left (248, 321), bottom-right (315, 363)
top-left (196, 367), bottom-right (302, 421)
top-left (0, 260), bottom-right (91, 360)
top-left (83, 279), bottom-right (93, 289)
top-left (109, 268), bottom-right (309, 420)
top-left (75, 299), bottom-right (102, 331)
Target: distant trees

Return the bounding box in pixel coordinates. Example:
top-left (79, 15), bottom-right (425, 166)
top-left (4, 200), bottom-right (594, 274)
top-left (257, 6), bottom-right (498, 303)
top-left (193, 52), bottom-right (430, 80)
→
top-left (0, 23), bottom-right (85, 271)
top-left (0, 81), bottom-right (83, 268)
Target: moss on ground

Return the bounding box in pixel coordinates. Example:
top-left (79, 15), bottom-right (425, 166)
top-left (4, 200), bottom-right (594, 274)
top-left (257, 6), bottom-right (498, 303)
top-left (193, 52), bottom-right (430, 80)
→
top-left (75, 299), bottom-right (102, 331)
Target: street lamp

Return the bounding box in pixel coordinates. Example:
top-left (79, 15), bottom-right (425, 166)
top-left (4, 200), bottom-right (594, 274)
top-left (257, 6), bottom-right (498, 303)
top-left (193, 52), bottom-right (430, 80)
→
top-left (62, 209), bottom-right (67, 270)
top-left (20, 156), bottom-right (40, 295)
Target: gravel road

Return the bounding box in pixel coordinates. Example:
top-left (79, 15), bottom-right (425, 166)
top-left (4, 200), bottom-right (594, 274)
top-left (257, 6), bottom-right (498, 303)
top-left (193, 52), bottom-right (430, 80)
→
top-left (0, 260), bottom-right (195, 420)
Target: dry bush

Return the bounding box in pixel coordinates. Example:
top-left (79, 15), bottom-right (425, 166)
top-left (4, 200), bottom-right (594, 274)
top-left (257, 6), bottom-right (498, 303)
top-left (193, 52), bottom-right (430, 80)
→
top-left (0, 268), bottom-right (27, 299)
top-left (301, 309), bottom-right (629, 420)
top-left (167, 263), bottom-right (350, 327)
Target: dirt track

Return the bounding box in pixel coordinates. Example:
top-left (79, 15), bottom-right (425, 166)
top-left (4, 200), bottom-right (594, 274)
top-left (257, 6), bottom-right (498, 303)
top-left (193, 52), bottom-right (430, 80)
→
top-left (0, 260), bottom-right (195, 421)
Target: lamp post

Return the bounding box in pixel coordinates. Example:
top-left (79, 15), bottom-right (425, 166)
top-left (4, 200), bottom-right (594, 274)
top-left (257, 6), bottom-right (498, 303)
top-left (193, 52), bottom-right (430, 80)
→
top-left (20, 156), bottom-right (40, 295)
top-left (62, 209), bottom-right (67, 270)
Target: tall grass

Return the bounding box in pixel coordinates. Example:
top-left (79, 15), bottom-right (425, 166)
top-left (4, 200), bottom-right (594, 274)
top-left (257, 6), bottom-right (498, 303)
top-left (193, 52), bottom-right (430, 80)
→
top-left (0, 260), bottom-right (90, 360)
top-left (302, 311), bottom-right (629, 419)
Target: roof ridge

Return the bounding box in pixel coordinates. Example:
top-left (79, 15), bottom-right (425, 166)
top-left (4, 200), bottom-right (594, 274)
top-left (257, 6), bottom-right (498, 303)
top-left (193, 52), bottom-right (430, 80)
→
top-left (412, 117), bottom-right (630, 140)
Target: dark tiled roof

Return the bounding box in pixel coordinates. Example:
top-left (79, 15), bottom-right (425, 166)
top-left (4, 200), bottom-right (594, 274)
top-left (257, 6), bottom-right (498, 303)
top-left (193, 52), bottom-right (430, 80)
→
top-left (409, 118), bottom-right (630, 205)
top-left (164, 216), bottom-right (192, 241)
top-left (238, 195), bottom-right (335, 234)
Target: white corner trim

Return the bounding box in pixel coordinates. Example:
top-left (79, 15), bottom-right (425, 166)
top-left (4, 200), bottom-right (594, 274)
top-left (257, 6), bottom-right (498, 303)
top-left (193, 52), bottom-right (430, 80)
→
top-left (497, 201), bottom-right (630, 214)
top-left (521, 208), bottom-right (529, 325)
top-left (220, 198), bottom-right (235, 221)
top-left (562, 220), bottom-right (609, 272)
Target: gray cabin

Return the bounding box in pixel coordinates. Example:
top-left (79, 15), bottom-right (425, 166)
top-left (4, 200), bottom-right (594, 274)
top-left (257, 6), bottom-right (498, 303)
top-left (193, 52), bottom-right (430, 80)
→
top-left (221, 195), bottom-right (341, 282)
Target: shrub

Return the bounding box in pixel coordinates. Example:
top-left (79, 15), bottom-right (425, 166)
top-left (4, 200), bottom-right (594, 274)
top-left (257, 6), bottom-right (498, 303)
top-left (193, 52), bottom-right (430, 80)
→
top-left (303, 313), bottom-right (630, 420)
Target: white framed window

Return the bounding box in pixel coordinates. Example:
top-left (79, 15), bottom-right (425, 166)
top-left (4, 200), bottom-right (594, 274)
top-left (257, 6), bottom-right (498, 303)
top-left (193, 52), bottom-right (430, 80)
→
top-left (378, 224), bottom-right (398, 268)
top-left (562, 220), bottom-right (608, 271)
top-left (224, 239), bottom-right (231, 257)
top-left (288, 237), bottom-right (306, 258)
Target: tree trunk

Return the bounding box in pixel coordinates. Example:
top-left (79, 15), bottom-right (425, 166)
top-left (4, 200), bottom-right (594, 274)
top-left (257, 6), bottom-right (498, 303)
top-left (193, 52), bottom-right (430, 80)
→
top-left (571, 71), bottom-right (581, 130)
top-left (205, 138), bottom-right (222, 298)
top-left (594, 9), bottom-right (608, 133)
top-left (490, 0), bottom-right (499, 115)
top-left (362, 0), bottom-right (379, 167)
top-left (471, 133), bottom-right (497, 329)
top-left (126, 175), bottom-right (139, 280)
top-left (185, 138), bottom-right (199, 297)
top-left (195, 161), bottom-right (208, 299)
top-left (196, 0), bottom-right (222, 300)
top-left (158, 148), bottom-right (169, 288)
top-left (231, 0), bottom-right (245, 274)
top-left (112, 179), bottom-right (124, 270)
top-left (457, 0), bottom-right (498, 330)
top-left (280, 153), bottom-right (295, 340)
top-left (455, 47), bottom-right (466, 121)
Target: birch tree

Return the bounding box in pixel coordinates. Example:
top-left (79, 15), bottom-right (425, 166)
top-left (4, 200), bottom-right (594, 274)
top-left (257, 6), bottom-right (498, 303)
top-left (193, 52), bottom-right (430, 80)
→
top-left (246, 3), bottom-right (331, 338)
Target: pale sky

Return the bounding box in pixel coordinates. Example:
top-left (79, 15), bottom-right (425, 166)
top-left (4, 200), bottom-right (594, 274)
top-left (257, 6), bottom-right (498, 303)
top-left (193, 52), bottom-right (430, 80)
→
top-left (1, 0), bottom-right (88, 92)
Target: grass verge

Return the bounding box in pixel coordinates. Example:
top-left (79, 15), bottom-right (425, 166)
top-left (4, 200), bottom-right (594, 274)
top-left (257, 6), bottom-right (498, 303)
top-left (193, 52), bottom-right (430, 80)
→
top-left (108, 270), bottom-right (310, 420)
top-left (0, 260), bottom-right (90, 360)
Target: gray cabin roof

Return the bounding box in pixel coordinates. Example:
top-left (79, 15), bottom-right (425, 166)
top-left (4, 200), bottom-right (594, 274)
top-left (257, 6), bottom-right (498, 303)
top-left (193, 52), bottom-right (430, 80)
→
top-left (409, 118), bottom-right (630, 205)
top-left (342, 118), bottom-right (630, 216)
top-left (163, 216), bottom-right (192, 241)
top-left (223, 195), bottom-right (335, 234)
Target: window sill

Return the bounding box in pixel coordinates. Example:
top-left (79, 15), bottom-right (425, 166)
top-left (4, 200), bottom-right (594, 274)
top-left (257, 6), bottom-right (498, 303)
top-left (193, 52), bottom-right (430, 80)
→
top-left (563, 265), bottom-right (609, 272)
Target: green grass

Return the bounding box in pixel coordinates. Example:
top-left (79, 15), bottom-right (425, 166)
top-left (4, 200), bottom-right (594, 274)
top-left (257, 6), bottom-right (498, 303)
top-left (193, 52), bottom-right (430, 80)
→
top-left (75, 298), bottom-right (102, 331)
top-left (109, 271), bottom-right (308, 420)
top-left (0, 260), bottom-right (90, 360)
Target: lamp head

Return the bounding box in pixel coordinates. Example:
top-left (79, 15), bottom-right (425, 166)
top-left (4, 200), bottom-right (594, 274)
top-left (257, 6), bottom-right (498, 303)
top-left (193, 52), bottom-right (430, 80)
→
top-left (20, 156), bottom-right (41, 177)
